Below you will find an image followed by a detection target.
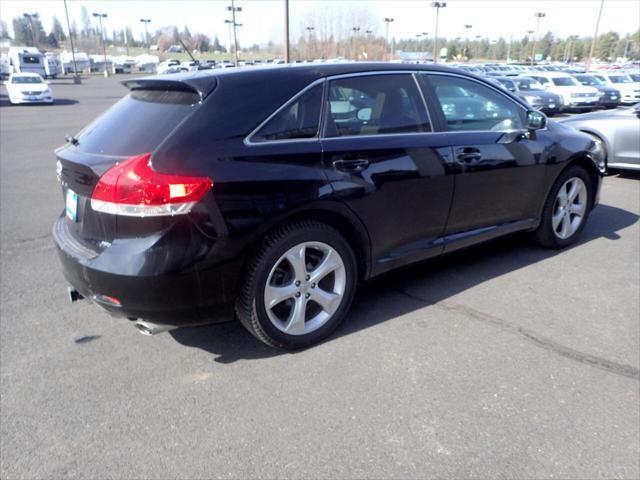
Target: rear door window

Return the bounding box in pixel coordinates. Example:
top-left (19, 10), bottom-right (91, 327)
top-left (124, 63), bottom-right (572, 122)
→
top-left (250, 83), bottom-right (323, 142)
top-left (75, 89), bottom-right (200, 156)
top-left (324, 74), bottom-right (430, 137)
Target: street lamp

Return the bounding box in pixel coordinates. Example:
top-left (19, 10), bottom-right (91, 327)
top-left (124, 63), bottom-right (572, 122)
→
top-left (416, 33), bottom-right (422, 52)
top-left (306, 26), bottom-right (314, 61)
top-left (227, 1), bottom-right (242, 66)
top-left (430, 2), bottom-right (447, 64)
top-left (62, 0), bottom-right (81, 83)
top-left (464, 24), bottom-right (472, 61)
top-left (224, 19), bottom-right (234, 60)
top-left (530, 12), bottom-right (546, 65)
top-left (421, 31), bottom-right (428, 51)
top-left (22, 13), bottom-right (39, 48)
top-left (383, 17), bottom-right (394, 61)
top-left (92, 12), bottom-right (109, 77)
top-left (139, 18), bottom-right (151, 48)
top-left (352, 27), bottom-right (360, 60)
top-left (474, 35), bottom-right (481, 60)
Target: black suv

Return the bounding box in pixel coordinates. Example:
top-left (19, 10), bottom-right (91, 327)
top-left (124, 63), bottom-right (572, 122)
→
top-left (54, 64), bottom-right (604, 349)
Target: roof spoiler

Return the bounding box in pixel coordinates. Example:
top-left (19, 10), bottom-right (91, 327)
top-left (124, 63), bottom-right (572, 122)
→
top-left (121, 74), bottom-right (217, 101)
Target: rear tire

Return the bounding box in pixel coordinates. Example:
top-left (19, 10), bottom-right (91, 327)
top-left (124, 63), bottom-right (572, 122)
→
top-left (236, 220), bottom-right (357, 349)
top-left (533, 165), bottom-right (593, 249)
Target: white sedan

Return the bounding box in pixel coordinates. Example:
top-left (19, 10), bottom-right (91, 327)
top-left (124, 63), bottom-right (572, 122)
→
top-left (4, 72), bottom-right (53, 105)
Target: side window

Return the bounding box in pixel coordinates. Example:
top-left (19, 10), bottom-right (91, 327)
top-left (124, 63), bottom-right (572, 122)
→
top-left (252, 83), bottom-right (322, 142)
top-left (324, 74), bottom-right (430, 137)
top-left (427, 75), bottom-right (524, 132)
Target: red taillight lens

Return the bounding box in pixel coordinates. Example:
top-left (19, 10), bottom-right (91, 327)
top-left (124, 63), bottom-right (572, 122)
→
top-left (91, 153), bottom-right (212, 217)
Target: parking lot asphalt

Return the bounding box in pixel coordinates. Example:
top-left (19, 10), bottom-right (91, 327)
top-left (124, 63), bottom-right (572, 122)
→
top-left (1, 75), bottom-right (639, 479)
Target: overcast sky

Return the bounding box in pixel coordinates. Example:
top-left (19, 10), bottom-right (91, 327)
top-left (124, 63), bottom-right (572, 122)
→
top-left (2, 0), bottom-right (638, 49)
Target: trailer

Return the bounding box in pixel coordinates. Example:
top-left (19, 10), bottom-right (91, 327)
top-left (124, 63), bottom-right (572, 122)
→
top-left (44, 53), bottom-right (62, 78)
top-left (60, 51), bottom-right (90, 74)
top-left (8, 46), bottom-right (46, 77)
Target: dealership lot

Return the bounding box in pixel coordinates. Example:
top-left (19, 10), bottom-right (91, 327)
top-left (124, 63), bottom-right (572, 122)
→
top-left (1, 75), bottom-right (639, 478)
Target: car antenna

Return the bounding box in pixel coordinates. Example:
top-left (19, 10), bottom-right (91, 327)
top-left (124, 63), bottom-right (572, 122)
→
top-left (179, 38), bottom-right (199, 66)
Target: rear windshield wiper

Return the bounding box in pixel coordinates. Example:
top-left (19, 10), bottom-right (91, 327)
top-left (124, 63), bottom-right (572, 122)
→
top-left (65, 134), bottom-right (79, 146)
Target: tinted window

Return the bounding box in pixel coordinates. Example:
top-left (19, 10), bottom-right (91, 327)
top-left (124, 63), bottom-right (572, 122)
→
top-left (75, 89), bottom-right (199, 156)
top-left (514, 78), bottom-right (544, 91)
top-left (252, 84), bottom-right (322, 142)
top-left (551, 77), bottom-right (578, 86)
top-left (325, 74), bottom-right (430, 137)
top-left (11, 76), bottom-right (44, 84)
top-left (609, 75), bottom-right (632, 84)
top-left (575, 75), bottom-right (604, 86)
top-left (428, 75), bottom-right (524, 132)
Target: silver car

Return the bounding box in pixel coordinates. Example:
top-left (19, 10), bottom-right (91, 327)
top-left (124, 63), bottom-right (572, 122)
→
top-left (558, 104), bottom-right (640, 171)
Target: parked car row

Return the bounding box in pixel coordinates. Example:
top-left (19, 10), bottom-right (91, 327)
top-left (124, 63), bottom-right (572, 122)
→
top-left (449, 62), bottom-right (640, 114)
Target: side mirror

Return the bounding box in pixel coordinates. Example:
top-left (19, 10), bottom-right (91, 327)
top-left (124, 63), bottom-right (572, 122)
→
top-left (526, 110), bottom-right (547, 130)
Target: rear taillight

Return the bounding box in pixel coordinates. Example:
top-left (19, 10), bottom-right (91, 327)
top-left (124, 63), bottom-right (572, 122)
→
top-left (90, 153), bottom-right (212, 217)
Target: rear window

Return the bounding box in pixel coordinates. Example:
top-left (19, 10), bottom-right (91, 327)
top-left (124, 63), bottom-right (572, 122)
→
top-left (75, 89), bottom-right (199, 156)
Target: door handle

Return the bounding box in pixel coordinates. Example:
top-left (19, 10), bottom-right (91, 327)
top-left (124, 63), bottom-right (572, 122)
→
top-left (455, 147), bottom-right (482, 164)
top-left (332, 155), bottom-right (369, 173)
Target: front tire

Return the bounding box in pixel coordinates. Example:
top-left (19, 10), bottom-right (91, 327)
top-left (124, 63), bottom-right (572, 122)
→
top-left (534, 166), bottom-right (593, 249)
top-left (236, 220), bottom-right (357, 349)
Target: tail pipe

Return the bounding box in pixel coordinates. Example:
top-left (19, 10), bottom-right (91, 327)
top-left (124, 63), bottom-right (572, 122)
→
top-left (133, 320), bottom-right (176, 336)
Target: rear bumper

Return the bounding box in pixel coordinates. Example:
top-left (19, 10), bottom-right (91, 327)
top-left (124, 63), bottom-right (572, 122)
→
top-left (52, 215), bottom-right (237, 326)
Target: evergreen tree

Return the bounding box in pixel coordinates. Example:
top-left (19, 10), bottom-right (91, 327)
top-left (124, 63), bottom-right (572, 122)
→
top-left (52, 16), bottom-right (66, 42)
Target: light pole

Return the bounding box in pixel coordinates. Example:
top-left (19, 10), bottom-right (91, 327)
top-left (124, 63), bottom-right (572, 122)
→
top-left (416, 33), bottom-right (422, 52)
top-left (227, 1), bottom-right (242, 66)
top-left (284, 0), bottom-right (290, 63)
top-left (365, 29), bottom-right (373, 59)
top-left (430, 2), bottom-right (446, 63)
top-left (464, 24), bottom-right (472, 61)
top-left (22, 13), bottom-right (39, 48)
top-left (352, 26), bottom-right (360, 60)
top-left (585, 0), bottom-right (604, 72)
top-left (92, 12), bottom-right (109, 77)
top-left (474, 35), bottom-right (481, 60)
top-left (530, 12), bottom-right (545, 65)
top-left (383, 17), bottom-right (394, 61)
top-left (306, 26), bottom-right (314, 60)
top-left (421, 32), bottom-right (428, 52)
top-left (63, 0), bottom-right (81, 83)
top-left (139, 18), bottom-right (151, 48)
top-left (224, 19), bottom-right (234, 61)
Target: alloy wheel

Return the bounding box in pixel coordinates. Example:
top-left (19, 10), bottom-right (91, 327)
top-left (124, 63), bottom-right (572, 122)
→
top-left (264, 241), bottom-right (346, 335)
top-left (552, 177), bottom-right (587, 240)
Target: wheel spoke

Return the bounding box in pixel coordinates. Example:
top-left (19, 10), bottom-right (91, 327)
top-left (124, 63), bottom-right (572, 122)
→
top-left (560, 213), bottom-right (571, 238)
top-left (309, 248), bottom-right (342, 284)
top-left (310, 287), bottom-right (341, 316)
top-left (567, 179), bottom-right (582, 202)
top-left (285, 245), bottom-right (307, 281)
top-left (569, 202), bottom-right (586, 217)
top-left (556, 186), bottom-right (568, 206)
top-left (264, 283), bottom-right (297, 309)
top-left (284, 297), bottom-right (307, 334)
top-left (552, 209), bottom-right (564, 230)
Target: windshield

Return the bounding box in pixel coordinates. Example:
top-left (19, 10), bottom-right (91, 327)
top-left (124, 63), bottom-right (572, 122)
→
top-left (575, 75), bottom-right (604, 86)
top-left (626, 73), bottom-right (640, 82)
top-left (552, 77), bottom-right (578, 86)
top-left (11, 76), bottom-right (44, 84)
top-left (609, 75), bottom-right (632, 84)
top-left (514, 78), bottom-right (544, 91)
